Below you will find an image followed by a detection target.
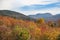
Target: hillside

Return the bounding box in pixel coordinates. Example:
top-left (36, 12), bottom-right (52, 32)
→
top-left (0, 10), bottom-right (34, 21)
top-left (29, 13), bottom-right (60, 21)
top-left (29, 13), bottom-right (52, 19)
top-left (0, 12), bottom-right (60, 40)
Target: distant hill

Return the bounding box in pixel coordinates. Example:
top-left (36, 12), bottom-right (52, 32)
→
top-left (29, 13), bottom-right (60, 21)
top-left (29, 13), bottom-right (52, 19)
top-left (0, 10), bottom-right (35, 21)
top-left (0, 10), bottom-right (60, 21)
top-left (46, 14), bottom-right (60, 21)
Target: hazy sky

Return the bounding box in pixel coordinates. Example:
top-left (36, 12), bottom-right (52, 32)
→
top-left (0, 0), bottom-right (60, 15)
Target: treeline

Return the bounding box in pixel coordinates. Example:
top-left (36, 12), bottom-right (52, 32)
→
top-left (0, 16), bottom-right (60, 40)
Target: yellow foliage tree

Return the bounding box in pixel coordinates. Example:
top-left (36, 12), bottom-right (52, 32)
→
top-left (37, 18), bottom-right (45, 24)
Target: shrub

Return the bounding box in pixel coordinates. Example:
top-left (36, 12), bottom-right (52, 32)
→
top-left (40, 34), bottom-right (50, 40)
top-left (37, 18), bottom-right (45, 24)
top-left (56, 34), bottom-right (60, 40)
top-left (13, 25), bottom-right (30, 40)
top-left (0, 20), bottom-right (4, 25)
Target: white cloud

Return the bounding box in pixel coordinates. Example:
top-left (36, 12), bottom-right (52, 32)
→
top-left (0, 0), bottom-right (59, 10)
top-left (0, 0), bottom-right (60, 15)
top-left (17, 0), bottom-right (59, 5)
top-left (17, 7), bottom-right (60, 15)
top-left (0, 0), bottom-right (13, 10)
top-left (7, 0), bottom-right (60, 10)
top-left (0, 0), bottom-right (22, 10)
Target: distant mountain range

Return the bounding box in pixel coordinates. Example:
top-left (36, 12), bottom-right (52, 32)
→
top-left (29, 13), bottom-right (60, 21)
top-left (0, 10), bottom-right (60, 21)
top-left (29, 13), bottom-right (52, 19)
top-left (0, 10), bottom-right (35, 21)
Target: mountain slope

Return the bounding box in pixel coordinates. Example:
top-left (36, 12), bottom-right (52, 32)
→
top-left (0, 10), bottom-right (34, 21)
top-left (29, 13), bottom-right (52, 19)
top-left (29, 13), bottom-right (60, 21)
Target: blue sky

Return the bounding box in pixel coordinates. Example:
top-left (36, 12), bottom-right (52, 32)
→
top-left (0, 0), bottom-right (60, 15)
top-left (20, 2), bottom-right (60, 11)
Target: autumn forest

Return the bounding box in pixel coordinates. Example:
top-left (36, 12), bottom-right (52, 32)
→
top-left (0, 15), bottom-right (60, 40)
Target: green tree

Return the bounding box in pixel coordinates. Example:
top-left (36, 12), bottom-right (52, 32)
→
top-left (13, 25), bottom-right (30, 40)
